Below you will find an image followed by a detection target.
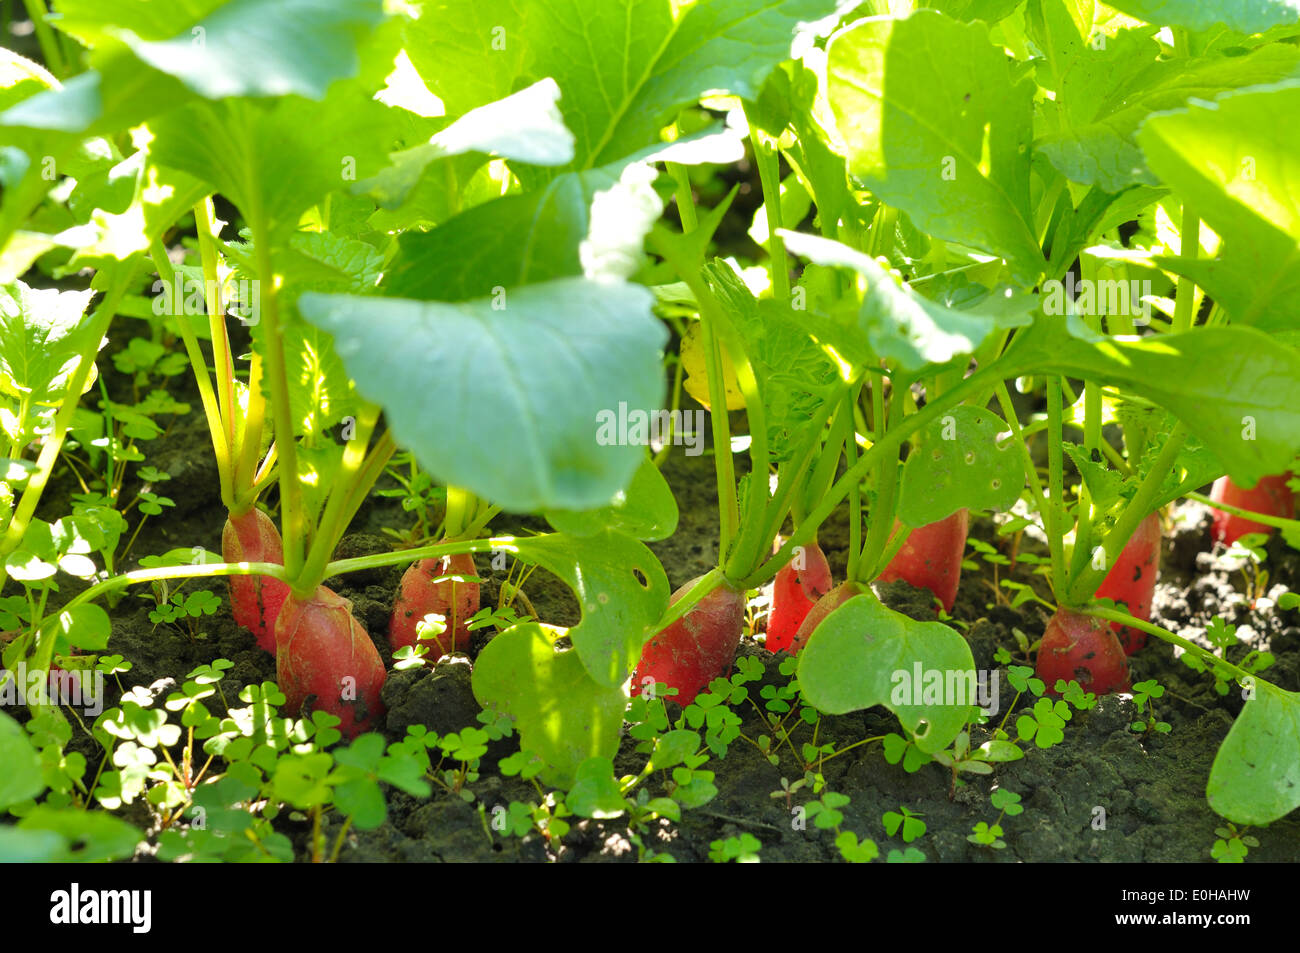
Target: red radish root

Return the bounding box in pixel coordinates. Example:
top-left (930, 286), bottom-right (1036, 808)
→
top-left (223, 508), bottom-right (290, 653)
top-left (1210, 473), bottom-right (1294, 547)
top-left (633, 577), bottom-right (745, 706)
top-left (389, 552), bottom-right (480, 658)
top-left (1094, 512), bottom-right (1161, 655)
top-left (276, 585), bottom-right (386, 738)
top-left (790, 580), bottom-right (868, 654)
top-left (878, 509), bottom-right (969, 612)
top-left (765, 540), bottom-right (833, 654)
top-left (1037, 608), bottom-right (1130, 696)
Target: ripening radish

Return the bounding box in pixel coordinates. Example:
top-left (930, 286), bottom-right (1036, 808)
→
top-left (223, 508), bottom-right (291, 653)
top-left (790, 580), bottom-right (868, 654)
top-left (878, 509), bottom-right (969, 612)
top-left (765, 540), bottom-right (832, 654)
top-left (1210, 473), bottom-right (1294, 546)
top-left (1094, 512), bottom-right (1161, 655)
top-left (632, 577), bottom-right (746, 706)
top-left (1036, 608), bottom-right (1130, 696)
top-left (276, 585), bottom-right (386, 738)
top-left (389, 552), bottom-right (480, 659)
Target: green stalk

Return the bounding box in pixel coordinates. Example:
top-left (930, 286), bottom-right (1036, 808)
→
top-left (1066, 424), bottom-right (1188, 605)
top-left (0, 265), bottom-right (134, 584)
top-left (231, 351), bottom-right (269, 512)
top-left (22, 0), bottom-right (67, 77)
top-left (752, 394), bottom-right (844, 573)
top-left (296, 402), bottom-right (390, 594)
top-left (667, 162), bottom-right (699, 232)
top-left (250, 218), bottom-right (307, 582)
top-left (856, 367), bottom-right (904, 581)
top-left (1070, 257), bottom-right (1103, 584)
top-left (1046, 376), bottom-right (1067, 599)
top-left (1185, 490), bottom-right (1299, 532)
top-left (149, 240), bottom-right (235, 509)
top-left (749, 125), bottom-right (790, 300)
top-left (844, 390), bottom-right (863, 582)
top-left (742, 360), bottom-right (1002, 591)
top-left (994, 383), bottom-right (1051, 530)
top-left (1173, 202), bottom-right (1200, 333)
top-left (194, 200), bottom-right (237, 451)
top-left (1086, 607), bottom-right (1257, 683)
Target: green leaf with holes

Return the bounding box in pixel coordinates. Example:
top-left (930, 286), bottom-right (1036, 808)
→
top-left (898, 405), bottom-right (1020, 526)
top-left (797, 592), bottom-right (977, 753)
top-left (471, 622), bottom-right (626, 787)
top-left (507, 531), bottom-right (670, 687)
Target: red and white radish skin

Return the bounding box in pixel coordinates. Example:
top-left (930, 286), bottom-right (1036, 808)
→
top-left (1210, 473), bottom-right (1294, 547)
top-left (878, 509), bottom-right (969, 612)
top-left (276, 585), bottom-right (386, 738)
top-left (222, 508), bottom-right (290, 654)
top-left (633, 577), bottom-right (745, 706)
top-left (1036, 608), bottom-right (1130, 696)
top-left (790, 581), bottom-right (869, 654)
top-left (389, 552), bottom-right (480, 658)
top-left (765, 540), bottom-right (833, 654)
top-left (1094, 512), bottom-right (1161, 655)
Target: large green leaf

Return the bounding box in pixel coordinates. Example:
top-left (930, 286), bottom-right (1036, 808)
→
top-left (1002, 318), bottom-right (1300, 486)
top-left (1207, 680), bottom-right (1300, 825)
top-left (797, 593), bottom-right (977, 752)
top-left (1039, 32), bottom-right (1300, 192)
top-left (508, 531), bottom-right (671, 687)
top-left (120, 0), bottom-right (384, 100)
top-left (51, 0), bottom-right (225, 46)
top-left (358, 78), bottom-right (575, 210)
top-left (781, 231), bottom-right (1034, 371)
top-left (407, 0), bottom-right (834, 173)
top-left (147, 88), bottom-right (398, 238)
top-left (1103, 0), bottom-right (1300, 34)
top-left (898, 405), bottom-right (1021, 526)
top-left (1138, 82), bottom-right (1300, 331)
top-left (0, 281), bottom-right (97, 405)
top-left (298, 278), bottom-right (667, 512)
top-left (383, 127), bottom-right (743, 300)
top-left (0, 710), bottom-right (43, 810)
top-left (545, 454), bottom-right (679, 542)
top-left (827, 10), bottom-right (1044, 282)
top-left (471, 622), bottom-right (626, 787)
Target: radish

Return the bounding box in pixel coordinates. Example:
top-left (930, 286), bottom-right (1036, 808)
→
top-left (1209, 473), bottom-right (1295, 546)
top-left (878, 509), bottom-right (969, 612)
top-left (222, 508), bottom-right (290, 654)
top-left (790, 580), bottom-right (868, 654)
top-left (276, 585), bottom-right (386, 738)
top-left (765, 540), bottom-right (832, 654)
top-left (1036, 608), bottom-right (1130, 696)
top-left (1094, 512), bottom-right (1161, 655)
top-left (389, 552), bottom-right (479, 659)
top-left (632, 577), bottom-right (745, 706)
